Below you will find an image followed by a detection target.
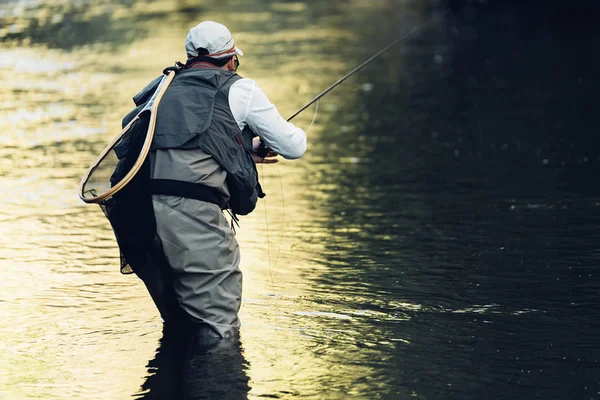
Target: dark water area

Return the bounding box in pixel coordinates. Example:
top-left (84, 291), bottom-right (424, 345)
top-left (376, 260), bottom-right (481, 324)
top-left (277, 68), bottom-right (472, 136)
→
top-left (303, 2), bottom-right (600, 399)
top-left (1, 1), bottom-right (600, 399)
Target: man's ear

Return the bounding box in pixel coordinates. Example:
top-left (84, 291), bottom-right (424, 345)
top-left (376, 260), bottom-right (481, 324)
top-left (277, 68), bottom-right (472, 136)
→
top-left (227, 57), bottom-right (235, 71)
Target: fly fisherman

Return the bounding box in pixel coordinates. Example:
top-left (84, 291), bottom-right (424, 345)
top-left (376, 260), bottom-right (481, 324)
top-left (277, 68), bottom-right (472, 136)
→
top-left (131, 21), bottom-right (307, 341)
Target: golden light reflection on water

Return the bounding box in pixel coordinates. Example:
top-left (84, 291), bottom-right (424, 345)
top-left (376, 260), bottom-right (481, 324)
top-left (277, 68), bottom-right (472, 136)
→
top-left (0, 1), bottom-right (426, 398)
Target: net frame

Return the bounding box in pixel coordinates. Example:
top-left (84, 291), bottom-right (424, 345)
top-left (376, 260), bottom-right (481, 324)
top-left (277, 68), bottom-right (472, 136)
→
top-left (78, 71), bottom-right (175, 204)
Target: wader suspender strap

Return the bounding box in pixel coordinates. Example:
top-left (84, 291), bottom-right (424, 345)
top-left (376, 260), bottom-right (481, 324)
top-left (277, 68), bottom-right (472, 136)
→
top-left (150, 179), bottom-right (227, 209)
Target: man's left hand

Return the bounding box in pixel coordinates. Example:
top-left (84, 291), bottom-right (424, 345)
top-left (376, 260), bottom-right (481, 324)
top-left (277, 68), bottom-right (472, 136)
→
top-left (252, 137), bottom-right (279, 164)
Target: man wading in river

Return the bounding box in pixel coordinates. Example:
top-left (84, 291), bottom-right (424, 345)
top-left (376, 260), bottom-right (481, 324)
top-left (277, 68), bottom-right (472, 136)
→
top-left (129, 21), bottom-right (306, 341)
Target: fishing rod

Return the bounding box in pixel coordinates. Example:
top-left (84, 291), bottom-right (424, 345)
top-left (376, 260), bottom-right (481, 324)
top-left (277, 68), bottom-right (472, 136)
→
top-left (286, 24), bottom-right (423, 122)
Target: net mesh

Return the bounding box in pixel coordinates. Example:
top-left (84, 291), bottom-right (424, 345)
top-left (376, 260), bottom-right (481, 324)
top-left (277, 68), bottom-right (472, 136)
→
top-left (81, 141), bottom-right (122, 201)
top-left (99, 203), bottom-right (133, 274)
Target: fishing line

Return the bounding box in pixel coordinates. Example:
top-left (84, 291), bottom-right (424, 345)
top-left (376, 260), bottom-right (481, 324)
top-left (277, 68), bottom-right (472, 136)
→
top-left (260, 162), bottom-right (276, 294)
top-left (274, 163), bottom-right (285, 268)
top-left (304, 99), bottom-right (319, 134)
top-left (261, 100), bottom-right (319, 291)
top-left (271, 100), bottom-right (319, 269)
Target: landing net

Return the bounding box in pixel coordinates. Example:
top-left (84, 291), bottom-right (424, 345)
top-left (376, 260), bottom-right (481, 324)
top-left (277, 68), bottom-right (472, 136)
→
top-left (78, 71), bottom-right (175, 204)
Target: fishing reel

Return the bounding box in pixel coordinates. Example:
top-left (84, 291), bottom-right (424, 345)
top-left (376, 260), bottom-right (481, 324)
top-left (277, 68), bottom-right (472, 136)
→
top-left (256, 140), bottom-right (271, 158)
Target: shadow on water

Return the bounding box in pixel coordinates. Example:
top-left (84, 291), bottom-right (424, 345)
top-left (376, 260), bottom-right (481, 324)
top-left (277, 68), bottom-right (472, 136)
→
top-left (135, 329), bottom-right (251, 400)
top-left (299, 2), bottom-right (600, 399)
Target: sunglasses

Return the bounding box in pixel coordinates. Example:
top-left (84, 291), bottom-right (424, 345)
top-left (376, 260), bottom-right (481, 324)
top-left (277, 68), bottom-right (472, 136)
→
top-left (233, 56), bottom-right (240, 71)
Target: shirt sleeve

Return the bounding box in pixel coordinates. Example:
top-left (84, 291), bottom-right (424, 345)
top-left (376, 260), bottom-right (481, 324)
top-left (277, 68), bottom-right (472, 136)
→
top-left (228, 78), bottom-right (307, 160)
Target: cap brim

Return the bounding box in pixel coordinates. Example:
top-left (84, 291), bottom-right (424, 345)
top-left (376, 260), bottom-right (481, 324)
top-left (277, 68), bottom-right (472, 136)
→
top-left (235, 46), bottom-right (244, 56)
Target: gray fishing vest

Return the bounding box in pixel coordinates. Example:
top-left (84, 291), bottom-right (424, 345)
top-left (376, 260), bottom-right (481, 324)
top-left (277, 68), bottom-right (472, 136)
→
top-left (149, 67), bottom-right (263, 215)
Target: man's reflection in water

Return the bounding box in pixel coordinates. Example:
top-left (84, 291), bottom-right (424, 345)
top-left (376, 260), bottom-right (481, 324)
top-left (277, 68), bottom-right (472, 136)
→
top-left (136, 326), bottom-right (251, 400)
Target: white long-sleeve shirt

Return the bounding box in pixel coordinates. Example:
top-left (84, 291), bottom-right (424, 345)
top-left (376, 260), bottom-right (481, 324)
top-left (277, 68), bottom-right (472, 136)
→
top-left (228, 78), bottom-right (307, 160)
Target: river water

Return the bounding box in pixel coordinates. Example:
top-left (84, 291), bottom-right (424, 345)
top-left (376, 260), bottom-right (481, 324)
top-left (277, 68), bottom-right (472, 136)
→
top-left (1, 1), bottom-right (599, 399)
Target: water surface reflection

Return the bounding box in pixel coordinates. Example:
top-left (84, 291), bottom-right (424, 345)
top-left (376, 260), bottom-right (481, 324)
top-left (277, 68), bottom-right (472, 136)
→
top-left (136, 330), bottom-right (250, 400)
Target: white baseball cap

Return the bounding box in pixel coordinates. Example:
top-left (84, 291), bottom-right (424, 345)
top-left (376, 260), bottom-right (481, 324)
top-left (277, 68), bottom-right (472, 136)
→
top-left (185, 21), bottom-right (244, 59)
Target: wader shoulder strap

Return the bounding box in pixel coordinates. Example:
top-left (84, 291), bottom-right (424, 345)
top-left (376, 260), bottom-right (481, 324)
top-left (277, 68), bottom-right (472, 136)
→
top-left (150, 179), bottom-right (226, 208)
